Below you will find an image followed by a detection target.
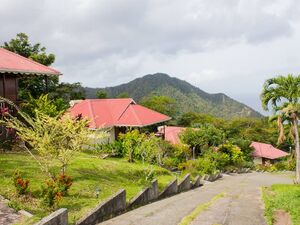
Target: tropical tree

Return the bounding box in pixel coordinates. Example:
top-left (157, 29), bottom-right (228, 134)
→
top-left (180, 125), bottom-right (224, 155)
top-left (261, 74), bottom-right (300, 183)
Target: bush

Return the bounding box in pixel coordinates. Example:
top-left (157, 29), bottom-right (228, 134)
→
top-left (273, 159), bottom-right (295, 171)
top-left (217, 143), bottom-right (246, 167)
top-left (119, 130), bottom-right (177, 165)
top-left (12, 170), bottom-right (29, 195)
top-left (161, 157), bottom-right (181, 169)
top-left (119, 129), bottom-right (145, 162)
top-left (159, 142), bottom-right (190, 168)
top-left (137, 167), bottom-right (155, 187)
top-left (203, 150), bottom-right (230, 170)
top-left (255, 164), bottom-right (277, 172)
top-left (56, 174), bottom-right (72, 196)
top-left (95, 141), bottom-right (123, 157)
top-left (178, 157), bottom-right (217, 176)
top-left (41, 179), bottom-right (62, 207)
top-left (41, 174), bottom-right (73, 207)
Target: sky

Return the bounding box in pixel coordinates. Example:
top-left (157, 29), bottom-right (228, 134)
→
top-left (1, 0), bottom-right (300, 114)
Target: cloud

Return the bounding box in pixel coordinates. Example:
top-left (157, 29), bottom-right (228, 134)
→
top-left (1, 0), bottom-right (300, 113)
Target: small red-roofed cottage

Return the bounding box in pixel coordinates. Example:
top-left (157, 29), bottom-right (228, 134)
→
top-left (0, 47), bottom-right (61, 141)
top-left (68, 98), bottom-right (171, 142)
top-left (157, 126), bottom-right (186, 145)
top-left (0, 47), bottom-right (61, 103)
top-left (250, 141), bottom-right (289, 165)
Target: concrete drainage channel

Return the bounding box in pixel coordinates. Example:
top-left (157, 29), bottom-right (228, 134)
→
top-left (34, 171), bottom-right (250, 225)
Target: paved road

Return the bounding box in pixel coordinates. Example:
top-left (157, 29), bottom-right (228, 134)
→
top-left (0, 196), bottom-right (21, 225)
top-left (100, 172), bottom-right (292, 225)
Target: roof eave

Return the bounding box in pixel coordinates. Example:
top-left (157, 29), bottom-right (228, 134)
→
top-left (0, 69), bottom-right (62, 76)
top-left (114, 117), bottom-right (172, 128)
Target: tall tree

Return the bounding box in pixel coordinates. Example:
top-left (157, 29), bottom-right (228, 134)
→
top-left (96, 90), bottom-right (108, 99)
top-left (2, 33), bottom-right (57, 99)
top-left (50, 82), bottom-right (86, 102)
top-left (140, 95), bottom-right (177, 117)
top-left (261, 74), bottom-right (300, 183)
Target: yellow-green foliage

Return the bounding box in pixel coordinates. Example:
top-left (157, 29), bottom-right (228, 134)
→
top-left (218, 143), bottom-right (245, 165)
top-left (1, 107), bottom-right (108, 177)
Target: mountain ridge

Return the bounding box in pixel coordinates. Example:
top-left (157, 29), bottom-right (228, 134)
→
top-left (85, 73), bottom-right (262, 118)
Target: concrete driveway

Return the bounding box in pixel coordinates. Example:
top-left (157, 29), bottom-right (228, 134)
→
top-left (100, 172), bottom-right (292, 225)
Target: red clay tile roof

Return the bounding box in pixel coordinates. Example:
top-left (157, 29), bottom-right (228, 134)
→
top-left (250, 141), bottom-right (289, 160)
top-left (68, 99), bottom-right (171, 129)
top-left (0, 47), bottom-right (61, 76)
top-left (158, 126), bottom-right (186, 145)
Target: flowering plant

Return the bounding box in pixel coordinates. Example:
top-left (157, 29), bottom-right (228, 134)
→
top-left (12, 170), bottom-right (29, 195)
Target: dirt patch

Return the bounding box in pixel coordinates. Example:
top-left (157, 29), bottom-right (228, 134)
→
top-left (274, 210), bottom-right (292, 225)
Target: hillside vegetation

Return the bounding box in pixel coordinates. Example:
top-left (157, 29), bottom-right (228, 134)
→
top-left (0, 152), bottom-right (175, 224)
top-left (85, 73), bottom-right (262, 118)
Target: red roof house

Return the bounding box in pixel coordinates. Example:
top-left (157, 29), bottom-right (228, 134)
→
top-left (0, 47), bottom-right (61, 141)
top-left (0, 47), bottom-right (61, 102)
top-left (157, 126), bottom-right (186, 145)
top-left (250, 141), bottom-right (289, 165)
top-left (68, 98), bottom-right (171, 141)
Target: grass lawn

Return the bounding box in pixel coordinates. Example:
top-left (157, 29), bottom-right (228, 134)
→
top-left (263, 184), bottom-right (300, 225)
top-left (0, 151), bottom-right (178, 224)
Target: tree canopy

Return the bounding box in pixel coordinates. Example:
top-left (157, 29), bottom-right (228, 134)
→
top-left (140, 95), bottom-right (177, 117)
top-left (96, 90), bottom-right (108, 99)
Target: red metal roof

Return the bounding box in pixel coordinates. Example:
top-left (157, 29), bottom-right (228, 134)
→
top-left (68, 99), bottom-right (171, 128)
top-left (250, 141), bottom-right (289, 160)
top-left (158, 126), bottom-right (186, 145)
top-left (0, 47), bottom-right (61, 76)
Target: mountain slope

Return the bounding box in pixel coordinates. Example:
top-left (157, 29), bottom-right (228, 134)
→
top-left (85, 73), bottom-right (262, 118)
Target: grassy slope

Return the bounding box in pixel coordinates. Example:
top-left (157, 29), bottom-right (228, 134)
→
top-left (263, 184), bottom-right (300, 225)
top-left (0, 152), bottom-right (176, 224)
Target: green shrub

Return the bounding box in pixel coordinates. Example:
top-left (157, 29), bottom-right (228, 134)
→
top-left (273, 161), bottom-right (287, 171)
top-left (255, 164), bottom-right (278, 172)
top-left (272, 159), bottom-right (295, 171)
top-left (287, 159), bottom-right (296, 171)
top-left (41, 179), bottom-right (62, 207)
top-left (119, 129), bottom-right (145, 162)
top-left (178, 160), bottom-right (198, 175)
top-left (217, 142), bottom-right (246, 167)
top-left (162, 157), bottom-right (181, 169)
top-left (95, 141), bottom-right (123, 157)
top-left (203, 150), bottom-right (230, 170)
top-left (137, 167), bottom-right (155, 187)
top-left (178, 157), bottom-right (217, 176)
top-left (173, 144), bottom-right (191, 162)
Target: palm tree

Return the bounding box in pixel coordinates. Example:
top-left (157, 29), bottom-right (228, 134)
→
top-left (261, 74), bottom-right (300, 183)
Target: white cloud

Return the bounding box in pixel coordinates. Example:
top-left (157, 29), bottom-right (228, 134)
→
top-left (1, 0), bottom-right (300, 113)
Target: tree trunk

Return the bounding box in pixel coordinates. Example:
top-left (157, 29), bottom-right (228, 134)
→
top-left (293, 118), bottom-right (300, 183)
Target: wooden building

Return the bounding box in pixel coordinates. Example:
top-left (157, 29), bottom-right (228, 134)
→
top-left (0, 47), bottom-right (61, 103)
top-left (0, 47), bottom-right (61, 141)
top-left (68, 98), bottom-right (171, 142)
